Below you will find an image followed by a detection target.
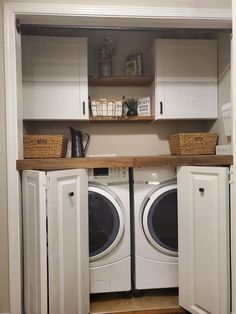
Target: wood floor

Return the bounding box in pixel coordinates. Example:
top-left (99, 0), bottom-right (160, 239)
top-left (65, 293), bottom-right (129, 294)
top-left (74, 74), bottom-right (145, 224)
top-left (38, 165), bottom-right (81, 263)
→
top-left (90, 289), bottom-right (188, 314)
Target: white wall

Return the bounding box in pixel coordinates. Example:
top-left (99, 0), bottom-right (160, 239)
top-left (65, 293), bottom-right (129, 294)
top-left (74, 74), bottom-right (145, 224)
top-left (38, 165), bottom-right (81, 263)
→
top-left (210, 33), bottom-right (231, 146)
top-left (24, 120), bottom-right (210, 157)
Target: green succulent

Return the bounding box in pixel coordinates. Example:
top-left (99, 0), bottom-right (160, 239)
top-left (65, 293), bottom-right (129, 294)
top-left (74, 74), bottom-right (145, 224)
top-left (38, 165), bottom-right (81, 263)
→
top-left (123, 97), bottom-right (139, 111)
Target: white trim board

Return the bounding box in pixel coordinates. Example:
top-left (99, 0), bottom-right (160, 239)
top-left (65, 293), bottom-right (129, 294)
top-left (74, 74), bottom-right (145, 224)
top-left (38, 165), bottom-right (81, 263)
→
top-left (232, 2), bottom-right (236, 314)
top-left (4, 4), bottom-right (23, 314)
top-left (3, 3), bottom-right (233, 314)
top-left (7, 3), bottom-right (232, 20)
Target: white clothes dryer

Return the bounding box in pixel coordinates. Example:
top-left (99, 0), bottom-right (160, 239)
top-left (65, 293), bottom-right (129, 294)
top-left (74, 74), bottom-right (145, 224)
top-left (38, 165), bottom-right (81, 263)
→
top-left (133, 167), bottom-right (178, 290)
top-left (88, 168), bottom-right (131, 294)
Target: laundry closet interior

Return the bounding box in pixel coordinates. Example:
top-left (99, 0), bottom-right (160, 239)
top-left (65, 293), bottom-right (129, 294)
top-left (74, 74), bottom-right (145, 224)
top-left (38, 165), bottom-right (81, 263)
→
top-left (18, 13), bottom-right (232, 314)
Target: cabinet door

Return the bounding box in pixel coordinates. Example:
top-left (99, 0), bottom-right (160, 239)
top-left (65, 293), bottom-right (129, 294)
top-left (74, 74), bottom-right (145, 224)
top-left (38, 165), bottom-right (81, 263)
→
top-left (22, 36), bottom-right (88, 120)
top-left (22, 170), bottom-right (48, 314)
top-left (154, 39), bottom-right (217, 119)
top-left (177, 166), bottom-right (230, 314)
top-left (47, 169), bottom-right (89, 314)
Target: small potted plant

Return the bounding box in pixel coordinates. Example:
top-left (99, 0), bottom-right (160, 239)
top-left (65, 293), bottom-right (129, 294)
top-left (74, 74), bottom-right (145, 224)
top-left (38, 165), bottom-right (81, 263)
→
top-left (123, 97), bottom-right (139, 116)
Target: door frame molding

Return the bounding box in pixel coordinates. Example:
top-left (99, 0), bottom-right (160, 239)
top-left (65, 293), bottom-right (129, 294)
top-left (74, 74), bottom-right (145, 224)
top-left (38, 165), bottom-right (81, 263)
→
top-left (3, 2), bottom-right (232, 313)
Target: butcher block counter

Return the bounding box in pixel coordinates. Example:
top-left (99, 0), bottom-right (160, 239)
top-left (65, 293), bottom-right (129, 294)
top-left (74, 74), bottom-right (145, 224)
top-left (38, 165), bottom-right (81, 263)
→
top-left (17, 154), bottom-right (233, 170)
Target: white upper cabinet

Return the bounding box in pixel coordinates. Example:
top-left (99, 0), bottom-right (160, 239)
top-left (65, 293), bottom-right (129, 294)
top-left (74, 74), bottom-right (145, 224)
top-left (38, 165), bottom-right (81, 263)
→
top-left (22, 36), bottom-right (88, 120)
top-left (154, 39), bottom-right (217, 119)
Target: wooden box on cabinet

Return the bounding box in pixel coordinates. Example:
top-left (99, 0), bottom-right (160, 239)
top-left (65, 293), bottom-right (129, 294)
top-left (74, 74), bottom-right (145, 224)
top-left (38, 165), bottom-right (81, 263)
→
top-left (22, 36), bottom-right (89, 120)
top-left (153, 39), bottom-right (217, 120)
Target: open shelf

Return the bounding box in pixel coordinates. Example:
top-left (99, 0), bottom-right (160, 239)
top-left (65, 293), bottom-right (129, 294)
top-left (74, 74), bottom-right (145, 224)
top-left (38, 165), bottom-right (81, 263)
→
top-left (88, 76), bottom-right (154, 87)
top-left (89, 116), bottom-right (155, 122)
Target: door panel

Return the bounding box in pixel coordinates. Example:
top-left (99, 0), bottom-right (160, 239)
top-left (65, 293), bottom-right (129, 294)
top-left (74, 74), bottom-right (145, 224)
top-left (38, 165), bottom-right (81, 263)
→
top-left (178, 166), bottom-right (229, 314)
top-left (47, 169), bottom-right (89, 314)
top-left (193, 174), bottom-right (220, 313)
top-left (22, 170), bottom-right (47, 314)
top-left (22, 36), bottom-right (88, 120)
top-left (155, 39), bottom-right (217, 119)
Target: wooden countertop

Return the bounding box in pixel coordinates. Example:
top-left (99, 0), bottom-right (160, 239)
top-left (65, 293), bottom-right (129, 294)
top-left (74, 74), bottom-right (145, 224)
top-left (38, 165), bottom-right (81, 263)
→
top-left (16, 155), bottom-right (233, 170)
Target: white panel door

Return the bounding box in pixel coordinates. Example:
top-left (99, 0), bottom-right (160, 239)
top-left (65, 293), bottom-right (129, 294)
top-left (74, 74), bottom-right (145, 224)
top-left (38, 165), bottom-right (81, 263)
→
top-left (177, 166), bottom-right (230, 314)
top-left (47, 169), bottom-right (89, 314)
top-left (22, 170), bottom-right (48, 314)
top-left (154, 39), bottom-right (217, 119)
top-left (22, 36), bottom-right (88, 120)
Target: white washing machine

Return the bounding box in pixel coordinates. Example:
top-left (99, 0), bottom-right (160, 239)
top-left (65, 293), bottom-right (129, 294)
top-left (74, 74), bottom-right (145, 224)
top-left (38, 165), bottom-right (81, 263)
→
top-left (133, 167), bottom-right (178, 290)
top-left (88, 167), bottom-right (131, 294)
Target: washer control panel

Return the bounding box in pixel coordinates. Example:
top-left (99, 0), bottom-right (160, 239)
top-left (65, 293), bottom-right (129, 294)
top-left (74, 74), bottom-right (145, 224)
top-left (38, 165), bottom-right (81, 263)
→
top-left (88, 167), bottom-right (129, 183)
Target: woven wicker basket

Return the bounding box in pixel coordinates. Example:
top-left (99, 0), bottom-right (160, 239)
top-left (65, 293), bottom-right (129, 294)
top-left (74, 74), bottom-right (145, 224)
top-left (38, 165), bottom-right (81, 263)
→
top-left (168, 133), bottom-right (218, 155)
top-left (23, 135), bottom-right (68, 159)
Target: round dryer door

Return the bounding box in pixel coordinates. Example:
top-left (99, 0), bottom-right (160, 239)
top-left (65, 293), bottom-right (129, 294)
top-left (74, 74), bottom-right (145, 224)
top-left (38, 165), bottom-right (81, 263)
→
top-left (142, 183), bottom-right (178, 256)
top-left (89, 185), bottom-right (124, 261)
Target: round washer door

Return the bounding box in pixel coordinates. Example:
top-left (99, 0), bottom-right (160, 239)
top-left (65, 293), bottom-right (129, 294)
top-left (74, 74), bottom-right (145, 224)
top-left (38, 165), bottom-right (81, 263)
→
top-left (89, 185), bottom-right (124, 261)
top-left (142, 183), bottom-right (178, 256)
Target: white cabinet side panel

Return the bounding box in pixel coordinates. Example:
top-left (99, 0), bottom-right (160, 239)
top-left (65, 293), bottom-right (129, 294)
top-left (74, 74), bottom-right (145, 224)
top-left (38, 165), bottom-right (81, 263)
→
top-left (47, 169), bottom-right (89, 314)
top-left (22, 170), bottom-right (47, 314)
top-left (178, 166), bottom-right (229, 314)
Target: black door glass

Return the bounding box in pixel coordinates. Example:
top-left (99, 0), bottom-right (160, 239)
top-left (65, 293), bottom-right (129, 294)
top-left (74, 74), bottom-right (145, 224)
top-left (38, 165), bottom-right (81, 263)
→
top-left (89, 190), bottom-right (120, 258)
top-left (147, 189), bottom-right (178, 252)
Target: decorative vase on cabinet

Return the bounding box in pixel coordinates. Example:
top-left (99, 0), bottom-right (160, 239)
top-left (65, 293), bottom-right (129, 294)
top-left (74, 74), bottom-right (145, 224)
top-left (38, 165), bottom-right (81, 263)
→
top-left (22, 36), bottom-right (89, 120)
top-left (100, 62), bottom-right (112, 77)
top-left (98, 36), bottom-right (114, 77)
top-left (153, 39), bottom-right (217, 120)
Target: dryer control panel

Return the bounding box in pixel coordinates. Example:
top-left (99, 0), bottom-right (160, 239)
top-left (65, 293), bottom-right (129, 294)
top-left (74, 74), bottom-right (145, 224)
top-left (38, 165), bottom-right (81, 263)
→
top-left (88, 167), bottom-right (129, 183)
top-left (133, 167), bottom-right (176, 184)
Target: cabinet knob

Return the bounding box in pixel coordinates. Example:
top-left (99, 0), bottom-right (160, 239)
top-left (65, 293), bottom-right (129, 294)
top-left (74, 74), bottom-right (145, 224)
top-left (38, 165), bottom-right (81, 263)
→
top-left (199, 188), bottom-right (204, 193)
top-left (83, 101), bottom-right (85, 115)
top-left (68, 192), bottom-right (74, 197)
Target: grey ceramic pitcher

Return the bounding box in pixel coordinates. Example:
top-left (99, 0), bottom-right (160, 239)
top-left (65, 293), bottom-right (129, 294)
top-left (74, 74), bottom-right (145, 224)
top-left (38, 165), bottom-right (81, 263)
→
top-left (69, 127), bottom-right (90, 158)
